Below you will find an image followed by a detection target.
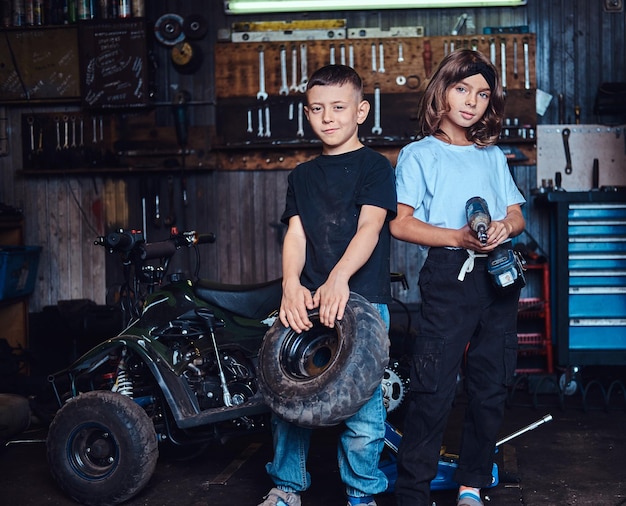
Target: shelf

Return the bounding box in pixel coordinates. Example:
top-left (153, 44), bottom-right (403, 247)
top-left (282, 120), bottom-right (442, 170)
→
top-left (516, 262), bottom-right (553, 374)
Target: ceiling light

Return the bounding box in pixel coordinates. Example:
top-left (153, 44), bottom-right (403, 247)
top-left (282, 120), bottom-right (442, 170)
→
top-left (225, 0), bottom-right (527, 14)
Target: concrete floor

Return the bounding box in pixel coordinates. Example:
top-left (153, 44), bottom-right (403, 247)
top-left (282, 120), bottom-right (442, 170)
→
top-left (1, 370), bottom-right (625, 506)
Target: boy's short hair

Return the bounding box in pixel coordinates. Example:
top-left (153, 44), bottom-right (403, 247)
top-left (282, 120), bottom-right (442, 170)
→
top-left (306, 64), bottom-right (364, 99)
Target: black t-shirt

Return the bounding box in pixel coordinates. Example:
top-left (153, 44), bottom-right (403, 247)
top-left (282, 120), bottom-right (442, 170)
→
top-left (281, 146), bottom-right (397, 304)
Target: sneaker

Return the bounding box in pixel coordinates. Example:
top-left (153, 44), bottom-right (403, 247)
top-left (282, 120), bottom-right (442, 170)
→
top-left (457, 491), bottom-right (484, 506)
top-left (258, 488), bottom-right (301, 506)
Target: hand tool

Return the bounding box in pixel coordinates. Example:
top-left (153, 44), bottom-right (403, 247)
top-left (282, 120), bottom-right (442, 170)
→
top-left (371, 86), bottom-right (382, 135)
top-left (264, 106), bottom-right (271, 137)
top-left (279, 45), bottom-right (289, 95)
top-left (296, 102), bottom-right (304, 137)
top-left (561, 128), bottom-right (572, 174)
top-left (257, 108), bottom-right (264, 137)
top-left (371, 43), bottom-right (377, 72)
top-left (71, 116), bottom-right (76, 148)
top-left (257, 46), bottom-right (268, 100)
top-left (247, 109), bottom-right (253, 133)
top-left (329, 44), bottom-right (335, 65)
top-left (290, 45), bottom-right (298, 92)
top-left (55, 116), bottom-right (62, 151)
top-left (397, 42), bottom-right (404, 63)
top-left (378, 43), bottom-right (385, 73)
top-left (63, 115), bottom-right (69, 149)
top-left (298, 43), bottom-right (308, 92)
top-left (523, 37), bottom-right (530, 89)
top-left (500, 38), bottom-right (507, 90)
top-left (466, 196), bottom-right (490, 245)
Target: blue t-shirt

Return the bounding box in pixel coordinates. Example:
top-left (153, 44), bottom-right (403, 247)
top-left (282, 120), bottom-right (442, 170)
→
top-left (395, 136), bottom-right (525, 233)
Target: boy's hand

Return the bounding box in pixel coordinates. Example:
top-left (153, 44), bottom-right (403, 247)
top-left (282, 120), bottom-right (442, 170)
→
top-left (279, 280), bottom-right (315, 333)
top-left (313, 278), bottom-right (350, 328)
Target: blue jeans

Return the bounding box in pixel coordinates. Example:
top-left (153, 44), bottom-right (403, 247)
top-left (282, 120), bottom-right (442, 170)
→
top-left (265, 304), bottom-right (390, 498)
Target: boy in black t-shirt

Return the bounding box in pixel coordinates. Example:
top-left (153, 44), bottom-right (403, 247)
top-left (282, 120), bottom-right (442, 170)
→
top-left (258, 65), bottom-right (396, 506)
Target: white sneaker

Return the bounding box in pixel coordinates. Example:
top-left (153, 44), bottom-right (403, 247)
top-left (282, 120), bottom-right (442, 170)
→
top-left (258, 488), bottom-right (301, 506)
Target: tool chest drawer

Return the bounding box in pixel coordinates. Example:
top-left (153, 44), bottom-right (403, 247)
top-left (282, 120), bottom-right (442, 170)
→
top-left (542, 192), bottom-right (626, 366)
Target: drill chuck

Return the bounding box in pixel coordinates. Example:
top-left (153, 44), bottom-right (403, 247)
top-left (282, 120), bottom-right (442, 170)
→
top-left (466, 196), bottom-right (491, 245)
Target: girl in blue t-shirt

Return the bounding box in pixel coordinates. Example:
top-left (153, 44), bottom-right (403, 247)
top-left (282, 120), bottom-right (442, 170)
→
top-left (390, 49), bottom-right (526, 506)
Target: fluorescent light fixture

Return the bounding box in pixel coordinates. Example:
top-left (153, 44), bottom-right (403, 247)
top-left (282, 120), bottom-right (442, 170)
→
top-left (225, 0), bottom-right (527, 14)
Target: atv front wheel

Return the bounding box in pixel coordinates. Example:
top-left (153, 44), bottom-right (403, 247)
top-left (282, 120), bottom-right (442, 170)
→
top-left (258, 292), bottom-right (389, 428)
top-left (46, 390), bottom-right (158, 506)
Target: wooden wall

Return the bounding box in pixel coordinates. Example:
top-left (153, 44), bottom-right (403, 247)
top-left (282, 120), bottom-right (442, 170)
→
top-left (0, 0), bottom-right (624, 314)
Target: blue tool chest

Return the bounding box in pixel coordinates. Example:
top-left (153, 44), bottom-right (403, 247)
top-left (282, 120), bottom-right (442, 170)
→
top-left (542, 191), bottom-right (626, 367)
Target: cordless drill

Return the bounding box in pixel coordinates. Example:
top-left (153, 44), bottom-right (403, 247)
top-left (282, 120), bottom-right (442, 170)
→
top-left (465, 196), bottom-right (491, 245)
top-left (465, 197), bottom-right (526, 289)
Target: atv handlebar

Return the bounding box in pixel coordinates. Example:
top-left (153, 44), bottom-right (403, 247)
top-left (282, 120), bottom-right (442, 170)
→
top-left (96, 229), bottom-right (216, 259)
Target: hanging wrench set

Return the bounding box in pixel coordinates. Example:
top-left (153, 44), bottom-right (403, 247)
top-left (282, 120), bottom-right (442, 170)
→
top-left (213, 31), bottom-right (536, 152)
top-left (20, 112), bottom-right (116, 170)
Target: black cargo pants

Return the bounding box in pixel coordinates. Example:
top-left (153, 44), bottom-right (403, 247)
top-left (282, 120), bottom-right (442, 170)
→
top-left (394, 247), bottom-right (520, 506)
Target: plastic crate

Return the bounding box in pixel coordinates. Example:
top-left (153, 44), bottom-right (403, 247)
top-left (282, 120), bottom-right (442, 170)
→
top-left (0, 245), bottom-right (42, 301)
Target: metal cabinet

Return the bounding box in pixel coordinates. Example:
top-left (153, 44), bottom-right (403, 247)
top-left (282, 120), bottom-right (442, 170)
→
top-left (542, 191), bottom-right (626, 367)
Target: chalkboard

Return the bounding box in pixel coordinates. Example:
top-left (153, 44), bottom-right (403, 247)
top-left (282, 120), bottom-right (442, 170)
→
top-left (0, 27), bottom-right (81, 103)
top-left (78, 18), bottom-right (149, 109)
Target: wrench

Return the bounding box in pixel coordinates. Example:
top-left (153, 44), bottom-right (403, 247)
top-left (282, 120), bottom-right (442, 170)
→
top-left (62, 115), bottom-right (69, 149)
top-left (296, 102), bottom-right (304, 137)
top-left (378, 43), bottom-right (385, 73)
top-left (264, 106), bottom-right (271, 137)
top-left (562, 128), bottom-right (572, 174)
top-left (290, 45), bottom-right (298, 92)
top-left (349, 44), bottom-right (354, 68)
top-left (298, 44), bottom-right (308, 92)
top-left (27, 117), bottom-right (34, 151)
top-left (523, 37), bottom-right (530, 89)
top-left (397, 42), bottom-right (404, 63)
top-left (247, 109), bottom-right (253, 133)
top-left (257, 47), bottom-right (268, 100)
top-left (279, 45), bottom-right (289, 95)
top-left (340, 44), bottom-right (346, 65)
top-left (257, 108), bottom-right (264, 137)
top-left (371, 43), bottom-right (377, 72)
top-left (371, 86), bottom-right (382, 135)
top-left (329, 44), bottom-right (335, 65)
top-left (500, 39), bottom-right (507, 90)
top-left (71, 116), bottom-right (76, 148)
top-left (55, 116), bottom-right (61, 150)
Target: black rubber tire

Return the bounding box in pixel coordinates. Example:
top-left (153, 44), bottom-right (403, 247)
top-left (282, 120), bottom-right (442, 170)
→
top-left (258, 292), bottom-right (389, 428)
top-left (46, 391), bottom-right (158, 506)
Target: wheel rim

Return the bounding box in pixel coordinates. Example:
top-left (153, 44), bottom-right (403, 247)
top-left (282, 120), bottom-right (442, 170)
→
top-left (280, 321), bottom-right (340, 380)
top-left (67, 422), bottom-right (119, 480)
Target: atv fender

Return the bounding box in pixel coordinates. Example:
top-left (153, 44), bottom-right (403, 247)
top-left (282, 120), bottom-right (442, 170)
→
top-left (50, 336), bottom-right (201, 420)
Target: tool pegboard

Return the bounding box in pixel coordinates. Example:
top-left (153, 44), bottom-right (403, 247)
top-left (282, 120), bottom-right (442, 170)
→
top-left (537, 125), bottom-right (626, 191)
top-left (20, 113), bottom-right (118, 171)
top-left (213, 34), bottom-right (536, 149)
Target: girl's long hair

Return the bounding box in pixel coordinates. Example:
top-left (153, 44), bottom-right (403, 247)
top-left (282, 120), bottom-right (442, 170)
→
top-left (417, 49), bottom-right (505, 147)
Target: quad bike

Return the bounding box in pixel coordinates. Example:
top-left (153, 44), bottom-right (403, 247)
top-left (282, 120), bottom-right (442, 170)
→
top-left (45, 228), bottom-right (400, 506)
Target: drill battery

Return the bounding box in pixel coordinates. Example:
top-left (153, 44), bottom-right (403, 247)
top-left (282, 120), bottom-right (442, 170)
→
top-left (487, 246), bottom-right (527, 290)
